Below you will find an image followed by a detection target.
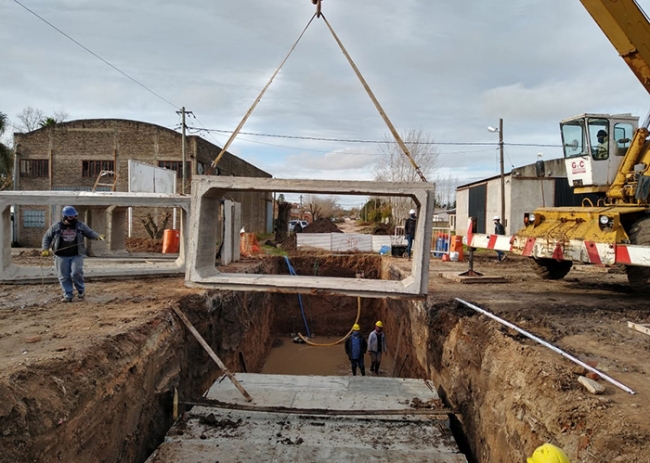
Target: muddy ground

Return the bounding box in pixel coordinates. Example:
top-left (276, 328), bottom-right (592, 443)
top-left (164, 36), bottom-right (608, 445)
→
top-left (0, 247), bottom-right (649, 462)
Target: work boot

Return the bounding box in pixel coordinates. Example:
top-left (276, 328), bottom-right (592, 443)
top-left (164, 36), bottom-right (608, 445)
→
top-left (375, 362), bottom-right (381, 374)
top-left (61, 296), bottom-right (72, 303)
top-left (360, 367), bottom-right (366, 376)
top-left (77, 291), bottom-right (84, 300)
top-left (352, 365), bottom-right (357, 376)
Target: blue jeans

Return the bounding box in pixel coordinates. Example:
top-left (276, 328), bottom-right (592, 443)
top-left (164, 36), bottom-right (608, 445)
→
top-left (406, 235), bottom-right (414, 258)
top-left (55, 255), bottom-right (85, 298)
top-left (350, 357), bottom-right (365, 376)
top-left (496, 251), bottom-right (504, 261)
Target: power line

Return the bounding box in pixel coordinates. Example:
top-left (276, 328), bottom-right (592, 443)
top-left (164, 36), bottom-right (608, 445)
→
top-left (186, 126), bottom-right (561, 148)
top-left (13, 0), bottom-right (179, 110)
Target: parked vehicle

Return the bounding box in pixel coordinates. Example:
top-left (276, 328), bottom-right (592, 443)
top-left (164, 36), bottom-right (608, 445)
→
top-left (289, 220), bottom-right (309, 232)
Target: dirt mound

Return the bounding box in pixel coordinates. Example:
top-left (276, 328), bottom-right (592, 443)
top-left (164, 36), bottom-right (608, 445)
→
top-left (125, 238), bottom-right (162, 253)
top-left (303, 218), bottom-right (342, 234)
top-left (372, 223), bottom-right (392, 235)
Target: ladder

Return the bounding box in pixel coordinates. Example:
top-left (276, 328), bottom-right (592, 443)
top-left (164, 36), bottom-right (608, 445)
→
top-left (92, 170), bottom-right (118, 192)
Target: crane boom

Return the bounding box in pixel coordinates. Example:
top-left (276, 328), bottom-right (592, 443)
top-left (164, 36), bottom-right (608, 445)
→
top-left (579, 0), bottom-right (650, 95)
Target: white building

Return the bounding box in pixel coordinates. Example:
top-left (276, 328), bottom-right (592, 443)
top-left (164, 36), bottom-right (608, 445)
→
top-left (455, 158), bottom-right (599, 236)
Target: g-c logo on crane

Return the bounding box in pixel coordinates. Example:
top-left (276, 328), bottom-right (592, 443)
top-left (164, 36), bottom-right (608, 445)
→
top-left (571, 160), bottom-right (586, 174)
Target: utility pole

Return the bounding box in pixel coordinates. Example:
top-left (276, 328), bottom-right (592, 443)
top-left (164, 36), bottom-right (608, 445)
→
top-left (498, 118), bottom-right (506, 228)
top-left (175, 107), bottom-right (193, 194)
top-left (299, 195), bottom-right (303, 220)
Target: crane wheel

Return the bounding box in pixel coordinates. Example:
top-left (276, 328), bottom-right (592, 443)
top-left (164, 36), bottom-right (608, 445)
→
top-left (530, 257), bottom-right (573, 280)
top-left (625, 217), bottom-right (650, 287)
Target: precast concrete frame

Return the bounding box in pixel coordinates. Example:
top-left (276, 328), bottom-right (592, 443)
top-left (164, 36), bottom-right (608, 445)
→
top-left (0, 191), bottom-right (190, 283)
top-left (187, 177), bottom-right (435, 298)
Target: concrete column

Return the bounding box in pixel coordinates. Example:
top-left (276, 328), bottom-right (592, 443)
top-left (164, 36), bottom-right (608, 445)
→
top-left (107, 206), bottom-right (127, 254)
top-left (86, 207), bottom-right (108, 256)
top-left (222, 200), bottom-right (234, 265)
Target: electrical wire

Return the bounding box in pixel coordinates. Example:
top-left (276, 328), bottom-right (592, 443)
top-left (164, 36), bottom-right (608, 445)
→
top-left (12, 0), bottom-right (179, 110)
top-left (186, 126), bottom-right (561, 148)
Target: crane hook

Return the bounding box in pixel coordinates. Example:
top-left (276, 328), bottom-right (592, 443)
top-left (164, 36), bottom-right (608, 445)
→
top-left (311, 0), bottom-right (323, 18)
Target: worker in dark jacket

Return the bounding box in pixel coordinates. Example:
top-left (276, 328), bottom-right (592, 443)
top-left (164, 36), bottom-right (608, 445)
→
top-left (368, 321), bottom-right (388, 374)
top-left (344, 324), bottom-right (367, 376)
top-left (41, 206), bottom-right (105, 302)
top-left (404, 209), bottom-right (417, 259)
top-left (493, 216), bottom-right (506, 261)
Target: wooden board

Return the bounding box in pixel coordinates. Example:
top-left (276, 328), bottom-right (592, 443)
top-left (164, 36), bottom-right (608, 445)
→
top-left (628, 321), bottom-right (650, 337)
top-left (438, 272), bottom-right (507, 284)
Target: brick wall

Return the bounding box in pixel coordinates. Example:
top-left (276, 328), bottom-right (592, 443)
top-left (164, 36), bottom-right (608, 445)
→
top-left (13, 119), bottom-right (272, 247)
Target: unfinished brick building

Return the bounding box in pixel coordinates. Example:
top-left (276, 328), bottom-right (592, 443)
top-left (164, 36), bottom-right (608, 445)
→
top-left (13, 119), bottom-right (272, 247)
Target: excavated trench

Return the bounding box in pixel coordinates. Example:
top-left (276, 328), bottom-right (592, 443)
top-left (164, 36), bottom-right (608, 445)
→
top-left (2, 255), bottom-right (555, 463)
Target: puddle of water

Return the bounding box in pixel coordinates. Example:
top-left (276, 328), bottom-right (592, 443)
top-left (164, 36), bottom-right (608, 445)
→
top-left (262, 336), bottom-right (395, 377)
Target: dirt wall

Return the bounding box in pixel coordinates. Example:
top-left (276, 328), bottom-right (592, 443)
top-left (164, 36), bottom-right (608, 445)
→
top-left (0, 290), bottom-right (273, 463)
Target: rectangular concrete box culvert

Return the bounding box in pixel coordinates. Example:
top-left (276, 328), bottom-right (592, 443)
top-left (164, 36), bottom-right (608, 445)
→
top-left (146, 374), bottom-right (468, 463)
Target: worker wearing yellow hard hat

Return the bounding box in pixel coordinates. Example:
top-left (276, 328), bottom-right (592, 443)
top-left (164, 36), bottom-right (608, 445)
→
top-left (527, 443), bottom-right (570, 463)
top-left (344, 323), bottom-right (367, 376)
top-left (368, 320), bottom-right (387, 374)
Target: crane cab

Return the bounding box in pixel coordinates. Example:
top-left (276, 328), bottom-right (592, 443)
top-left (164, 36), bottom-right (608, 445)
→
top-left (561, 113), bottom-right (638, 192)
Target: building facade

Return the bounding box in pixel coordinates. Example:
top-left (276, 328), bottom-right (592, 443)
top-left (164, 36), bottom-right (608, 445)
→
top-left (13, 119), bottom-right (272, 246)
top-left (455, 158), bottom-right (598, 236)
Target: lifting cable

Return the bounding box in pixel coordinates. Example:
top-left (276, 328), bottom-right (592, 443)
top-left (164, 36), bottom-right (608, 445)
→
top-left (207, 0), bottom-right (428, 183)
top-left (298, 296), bottom-right (361, 346)
top-left (206, 13), bottom-right (317, 174)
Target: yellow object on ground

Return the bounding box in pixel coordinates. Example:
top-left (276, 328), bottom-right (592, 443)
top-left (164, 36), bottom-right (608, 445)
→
top-left (527, 443), bottom-right (570, 463)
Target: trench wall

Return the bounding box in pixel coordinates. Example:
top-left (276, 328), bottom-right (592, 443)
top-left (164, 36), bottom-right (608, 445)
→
top-left (379, 259), bottom-right (589, 463)
top-left (0, 289), bottom-right (274, 463)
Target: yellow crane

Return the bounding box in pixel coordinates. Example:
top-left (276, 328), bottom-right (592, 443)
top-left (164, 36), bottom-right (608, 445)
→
top-left (471, 0), bottom-right (650, 287)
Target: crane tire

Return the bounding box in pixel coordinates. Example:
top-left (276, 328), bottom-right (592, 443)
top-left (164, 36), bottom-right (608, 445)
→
top-left (625, 217), bottom-right (650, 287)
top-left (530, 257), bottom-right (573, 280)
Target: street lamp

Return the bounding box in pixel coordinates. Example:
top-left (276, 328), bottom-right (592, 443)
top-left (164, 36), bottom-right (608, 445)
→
top-left (488, 118), bottom-right (506, 228)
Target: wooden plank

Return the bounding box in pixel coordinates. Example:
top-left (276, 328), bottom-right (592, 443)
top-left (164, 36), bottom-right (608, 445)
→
top-left (171, 304), bottom-right (252, 402)
top-left (628, 321), bottom-right (650, 337)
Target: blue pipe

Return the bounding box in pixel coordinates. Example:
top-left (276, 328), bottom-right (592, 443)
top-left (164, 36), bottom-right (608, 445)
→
top-left (284, 256), bottom-right (311, 338)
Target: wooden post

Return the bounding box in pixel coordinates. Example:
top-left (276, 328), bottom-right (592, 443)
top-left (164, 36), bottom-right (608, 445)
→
top-left (171, 304), bottom-right (252, 402)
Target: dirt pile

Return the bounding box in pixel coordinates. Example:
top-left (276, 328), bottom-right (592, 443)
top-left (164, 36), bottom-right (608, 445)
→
top-left (125, 237), bottom-right (162, 253)
top-left (303, 218), bottom-right (342, 233)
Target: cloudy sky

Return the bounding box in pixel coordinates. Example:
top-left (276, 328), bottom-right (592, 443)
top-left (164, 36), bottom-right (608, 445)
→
top-left (3, 0), bottom-right (650, 197)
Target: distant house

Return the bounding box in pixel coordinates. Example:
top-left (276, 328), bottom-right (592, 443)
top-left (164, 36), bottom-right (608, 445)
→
top-left (455, 158), bottom-right (597, 236)
top-left (13, 119), bottom-right (272, 246)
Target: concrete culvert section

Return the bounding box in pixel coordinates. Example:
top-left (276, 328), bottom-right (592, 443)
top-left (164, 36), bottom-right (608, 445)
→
top-left (2, 254), bottom-right (650, 462)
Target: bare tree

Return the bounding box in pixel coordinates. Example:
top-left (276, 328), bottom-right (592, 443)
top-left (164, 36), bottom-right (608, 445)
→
top-left (15, 107), bottom-right (44, 132)
top-left (306, 195), bottom-right (339, 221)
top-left (15, 107), bottom-right (69, 132)
top-left (373, 129), bottom-right (439, 222)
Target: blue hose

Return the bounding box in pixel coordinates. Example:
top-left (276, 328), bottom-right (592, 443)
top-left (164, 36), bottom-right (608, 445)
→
top-left (284, 256), bottom-right (311, 338)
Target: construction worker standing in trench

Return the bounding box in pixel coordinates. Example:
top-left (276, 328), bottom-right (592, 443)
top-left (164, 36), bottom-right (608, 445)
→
top-left (368, 321), bottom-right (388, 374)
top-left (344, 324), bottom-right (367, 376)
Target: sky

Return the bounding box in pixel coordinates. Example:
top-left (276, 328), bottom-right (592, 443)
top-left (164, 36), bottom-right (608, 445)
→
top-left (3, 0), bottom-right (650, 206)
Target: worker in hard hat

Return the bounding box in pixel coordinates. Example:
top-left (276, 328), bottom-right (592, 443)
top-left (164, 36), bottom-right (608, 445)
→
top-left (404, 209), bottom-right (417, 260)
top-left (41, 206), bottom-right (105, 302)
top-left (344, 324), bottom-right (367, 376)
top-left (368, 321), bottom-right (388, 374)
top-left (527, 443), bottom-right (571, 463)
